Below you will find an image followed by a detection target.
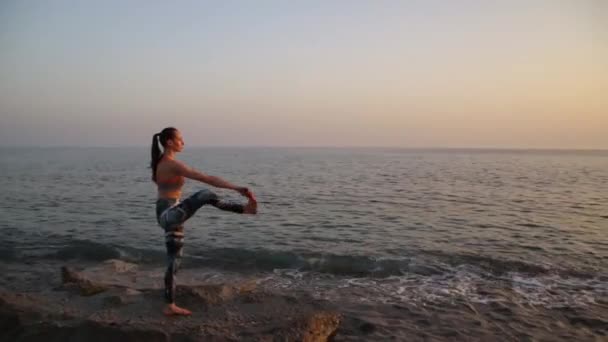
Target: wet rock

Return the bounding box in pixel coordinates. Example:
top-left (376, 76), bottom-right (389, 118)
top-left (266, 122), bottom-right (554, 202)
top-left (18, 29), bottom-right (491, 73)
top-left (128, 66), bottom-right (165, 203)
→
top-left (98, 259), bottom-right (138, 273)
top-left (61, 266), bottom-right (82, 284)
top-left (103, 288), bottom-right (143, 306)
top-left (359, 321), bottom-right (376, 334)
top-left (61, 266), bottom-right (108, 296)
top-left (1, 317), bottom-right (174, 342)
top-left (181, 280), bottom-right (256, 305)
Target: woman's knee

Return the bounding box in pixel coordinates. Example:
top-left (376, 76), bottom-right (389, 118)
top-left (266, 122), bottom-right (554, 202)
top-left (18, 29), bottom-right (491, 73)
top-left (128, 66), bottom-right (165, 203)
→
top-left (194, 189), bottom-right (218, 204)
top-left (179, 189), bottom-right (218, 218)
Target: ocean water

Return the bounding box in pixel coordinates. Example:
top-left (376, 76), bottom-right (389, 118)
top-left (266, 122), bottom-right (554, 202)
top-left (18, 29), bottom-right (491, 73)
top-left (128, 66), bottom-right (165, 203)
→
top-left (1, 147), bottom-right (607, 339)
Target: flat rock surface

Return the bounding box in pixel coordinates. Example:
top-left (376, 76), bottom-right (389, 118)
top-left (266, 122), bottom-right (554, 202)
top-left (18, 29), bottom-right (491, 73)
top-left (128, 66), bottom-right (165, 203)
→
top-left (0, 260), bottom-right (340, 342)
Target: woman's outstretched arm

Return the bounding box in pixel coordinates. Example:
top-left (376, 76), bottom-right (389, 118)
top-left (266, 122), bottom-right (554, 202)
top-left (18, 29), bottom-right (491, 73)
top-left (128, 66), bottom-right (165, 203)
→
top-left (171, 159), bottom-right (250, 196)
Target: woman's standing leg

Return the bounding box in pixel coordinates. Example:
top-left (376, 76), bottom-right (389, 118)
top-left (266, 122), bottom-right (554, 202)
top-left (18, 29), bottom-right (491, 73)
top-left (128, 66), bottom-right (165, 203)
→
top-left (157, 199), bottom-right (191, 315)
top-left (157, 189), bottom-right (255, 315)
top-left (164, 226), bottom-right (184, 305)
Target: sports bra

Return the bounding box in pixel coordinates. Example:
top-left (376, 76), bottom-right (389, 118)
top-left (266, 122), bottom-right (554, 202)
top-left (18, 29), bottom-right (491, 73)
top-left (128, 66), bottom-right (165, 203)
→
top-left (156, 175), bottom-right (184, 191)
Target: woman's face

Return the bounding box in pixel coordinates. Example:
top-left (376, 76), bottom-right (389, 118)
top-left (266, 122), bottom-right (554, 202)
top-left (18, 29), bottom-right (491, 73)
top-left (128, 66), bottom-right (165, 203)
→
top-left (168, 131), bottom-right (185, 152)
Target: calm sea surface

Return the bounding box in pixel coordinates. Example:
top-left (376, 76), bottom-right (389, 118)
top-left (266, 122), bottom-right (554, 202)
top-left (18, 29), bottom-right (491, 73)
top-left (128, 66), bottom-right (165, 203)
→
top-left (1, 147), bottom-right (607, 339)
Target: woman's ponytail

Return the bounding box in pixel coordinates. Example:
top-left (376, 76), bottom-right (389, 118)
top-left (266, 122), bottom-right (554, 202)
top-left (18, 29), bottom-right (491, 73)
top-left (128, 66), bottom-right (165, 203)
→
top-left (150, 133), bottom-right (162, 182)
top-left (150, 127), bottom-right (178, 183)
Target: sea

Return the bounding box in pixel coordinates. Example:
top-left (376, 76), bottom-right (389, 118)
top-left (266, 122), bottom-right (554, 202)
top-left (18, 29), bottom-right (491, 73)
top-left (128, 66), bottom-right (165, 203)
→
top-left (1, 147), bottom-right (606, 340)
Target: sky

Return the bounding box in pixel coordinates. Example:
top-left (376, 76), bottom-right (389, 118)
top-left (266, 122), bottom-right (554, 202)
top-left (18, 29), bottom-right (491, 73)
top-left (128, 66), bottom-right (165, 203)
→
top-left (0, 0), bottom-right (606, 148)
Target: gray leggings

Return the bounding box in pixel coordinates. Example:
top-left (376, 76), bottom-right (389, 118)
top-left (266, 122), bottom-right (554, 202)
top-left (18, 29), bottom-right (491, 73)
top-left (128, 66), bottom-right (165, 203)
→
top-left (156, 189), bottom-right (244, 304)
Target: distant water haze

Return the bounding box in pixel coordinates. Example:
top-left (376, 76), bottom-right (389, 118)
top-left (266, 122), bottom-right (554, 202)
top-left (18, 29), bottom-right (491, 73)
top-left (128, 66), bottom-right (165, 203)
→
top-left (1, 1), bottom-right (606, 148)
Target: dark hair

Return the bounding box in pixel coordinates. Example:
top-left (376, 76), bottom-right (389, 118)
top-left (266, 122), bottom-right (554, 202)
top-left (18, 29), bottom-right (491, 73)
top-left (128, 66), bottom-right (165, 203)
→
top-left (150, 127), bottom-right (178, 182)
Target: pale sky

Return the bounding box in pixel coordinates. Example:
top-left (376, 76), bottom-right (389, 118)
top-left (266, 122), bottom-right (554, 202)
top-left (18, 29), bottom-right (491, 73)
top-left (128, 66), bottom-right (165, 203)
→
top-left (1, 0), bottom-right (606, 148)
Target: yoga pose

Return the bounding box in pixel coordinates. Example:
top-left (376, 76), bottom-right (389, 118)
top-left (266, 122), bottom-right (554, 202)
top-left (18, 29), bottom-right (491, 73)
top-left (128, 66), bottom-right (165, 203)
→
top-left (151, 127), bottom-right (257, 316)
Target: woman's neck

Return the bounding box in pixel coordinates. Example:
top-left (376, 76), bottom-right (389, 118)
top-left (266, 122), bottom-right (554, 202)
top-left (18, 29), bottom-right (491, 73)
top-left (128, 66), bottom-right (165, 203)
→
top-left (163, 150), bottom-right (176, 160)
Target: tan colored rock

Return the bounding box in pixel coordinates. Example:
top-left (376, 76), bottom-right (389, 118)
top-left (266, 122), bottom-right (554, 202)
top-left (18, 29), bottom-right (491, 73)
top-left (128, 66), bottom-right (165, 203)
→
top-left (103, 288), bottom-right (143, 306)
top-left (61, 266), bottom-right (108, 296)
top-left (301, 312), bottom-right (341, 342)
top-left (61, 266), bottom-right (83, 284)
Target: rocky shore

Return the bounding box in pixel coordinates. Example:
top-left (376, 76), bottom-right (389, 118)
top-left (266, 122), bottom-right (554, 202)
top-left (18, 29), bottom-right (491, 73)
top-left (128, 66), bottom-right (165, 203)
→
top-left (0, 260), bottom-right (340, 341)
top-left (1, 259), bottom-right (606, 341)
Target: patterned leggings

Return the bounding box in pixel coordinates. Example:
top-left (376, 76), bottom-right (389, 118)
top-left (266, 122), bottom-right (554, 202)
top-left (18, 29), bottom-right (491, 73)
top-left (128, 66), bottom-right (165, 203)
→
top-left (155, 189), bottom-right (244, 304)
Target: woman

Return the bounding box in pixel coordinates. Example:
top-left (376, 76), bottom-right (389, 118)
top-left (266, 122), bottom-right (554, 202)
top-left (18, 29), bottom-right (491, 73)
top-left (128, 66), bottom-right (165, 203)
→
top-left (151, 127), bottom-right (257, 316)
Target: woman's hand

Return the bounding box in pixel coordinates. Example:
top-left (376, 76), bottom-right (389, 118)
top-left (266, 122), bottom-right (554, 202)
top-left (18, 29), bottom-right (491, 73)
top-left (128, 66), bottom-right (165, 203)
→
top-left (236, 187), bottom-right (256, 200)
top-left (246, 189), bottom-right (256, 201)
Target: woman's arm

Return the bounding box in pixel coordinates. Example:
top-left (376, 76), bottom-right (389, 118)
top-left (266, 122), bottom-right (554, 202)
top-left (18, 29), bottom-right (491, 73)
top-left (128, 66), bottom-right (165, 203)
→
top-left (172, 160), bottom-right (250, 195)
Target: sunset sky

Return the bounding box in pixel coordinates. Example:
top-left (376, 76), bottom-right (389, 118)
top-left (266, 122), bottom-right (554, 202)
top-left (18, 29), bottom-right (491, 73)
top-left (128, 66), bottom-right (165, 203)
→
top-left (1, 0), bottom-right (606, 148)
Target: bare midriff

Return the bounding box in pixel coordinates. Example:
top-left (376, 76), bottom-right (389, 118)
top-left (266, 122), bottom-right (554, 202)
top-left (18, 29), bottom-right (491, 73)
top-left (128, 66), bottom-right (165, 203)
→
top-left (157, 175), bottom-right (185, 200)
top-left (158, 189), bottom-right (182, 200)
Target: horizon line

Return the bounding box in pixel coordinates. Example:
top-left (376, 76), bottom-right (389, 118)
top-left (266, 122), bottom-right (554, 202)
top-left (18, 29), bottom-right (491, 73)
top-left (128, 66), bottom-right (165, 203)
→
top-left (2, 145), bottom-right (607, 152)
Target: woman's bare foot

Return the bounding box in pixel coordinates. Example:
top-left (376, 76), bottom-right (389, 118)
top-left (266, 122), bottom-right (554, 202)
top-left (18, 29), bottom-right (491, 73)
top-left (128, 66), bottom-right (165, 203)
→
top-left (163, 303), bottom-right (192, 316)
top-left (243, 197), bottom-right (257, 214)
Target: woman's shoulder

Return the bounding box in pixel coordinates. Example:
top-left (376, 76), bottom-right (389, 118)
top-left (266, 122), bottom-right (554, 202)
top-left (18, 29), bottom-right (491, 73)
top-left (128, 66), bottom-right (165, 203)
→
top-left (159, 155), bottom-right (181, 166)
top-left (158, 157), bottom-right (189, 175)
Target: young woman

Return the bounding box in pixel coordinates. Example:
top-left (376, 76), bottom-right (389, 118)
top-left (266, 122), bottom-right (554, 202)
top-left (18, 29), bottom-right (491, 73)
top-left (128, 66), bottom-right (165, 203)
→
top-left (151, 127), bottom-right (257, 316)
